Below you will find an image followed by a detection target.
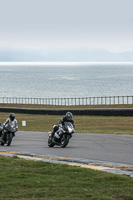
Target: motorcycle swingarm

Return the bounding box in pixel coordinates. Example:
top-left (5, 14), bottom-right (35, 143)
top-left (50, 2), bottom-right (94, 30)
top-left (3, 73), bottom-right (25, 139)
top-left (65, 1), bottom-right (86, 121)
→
top-left (51, 139), bottom-right (61, 146)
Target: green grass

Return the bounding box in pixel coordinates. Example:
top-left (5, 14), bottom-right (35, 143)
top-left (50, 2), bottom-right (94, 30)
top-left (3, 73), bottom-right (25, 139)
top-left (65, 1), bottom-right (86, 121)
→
top-left (0, 155), bottom-right (133, 200)
top-left (0, 112), bottom-right (133, 134)
top-left (0, 104), bottom-right (133, 134)
top-left (0, 105), bottom-right (133, 199)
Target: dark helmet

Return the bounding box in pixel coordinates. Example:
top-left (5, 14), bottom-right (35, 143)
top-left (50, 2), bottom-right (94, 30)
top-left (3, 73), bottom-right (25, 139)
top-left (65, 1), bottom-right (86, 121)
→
top-left (65, 112), bottom-right (73, 120)
top-left (9, 113), bottom-right (15, 121)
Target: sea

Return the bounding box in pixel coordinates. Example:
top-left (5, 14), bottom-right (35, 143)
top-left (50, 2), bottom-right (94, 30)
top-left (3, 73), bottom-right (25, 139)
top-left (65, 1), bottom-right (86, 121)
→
top-left (0, 62), bottom-right (133, 99)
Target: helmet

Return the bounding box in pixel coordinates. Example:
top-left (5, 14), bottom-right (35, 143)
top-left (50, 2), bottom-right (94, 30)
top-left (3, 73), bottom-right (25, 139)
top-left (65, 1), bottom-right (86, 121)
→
top-left (9, 113), bottom-right (15, 121)
top-left (65, 112), bottom-right (73, 120)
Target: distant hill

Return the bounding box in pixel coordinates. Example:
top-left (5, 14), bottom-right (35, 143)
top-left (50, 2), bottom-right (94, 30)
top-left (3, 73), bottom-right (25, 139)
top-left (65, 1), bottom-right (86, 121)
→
top-left (0, 47), bottom-right (133, 62)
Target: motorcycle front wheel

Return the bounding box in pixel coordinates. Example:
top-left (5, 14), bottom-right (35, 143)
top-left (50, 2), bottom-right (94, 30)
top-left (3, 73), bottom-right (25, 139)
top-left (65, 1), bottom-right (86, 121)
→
top-left (6, 133), bottom-right (13, 146)
top-left (60, 135), bottom-right (70, 148)
top-left (0, 141), bottom-right (4, 146)
top-left (48, 137), bottom-right (55, 147)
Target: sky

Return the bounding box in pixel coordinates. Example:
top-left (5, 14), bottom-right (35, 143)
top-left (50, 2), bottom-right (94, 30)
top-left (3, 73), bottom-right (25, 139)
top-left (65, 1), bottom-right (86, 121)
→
top-left (0, 0), bottom-right (133, 62)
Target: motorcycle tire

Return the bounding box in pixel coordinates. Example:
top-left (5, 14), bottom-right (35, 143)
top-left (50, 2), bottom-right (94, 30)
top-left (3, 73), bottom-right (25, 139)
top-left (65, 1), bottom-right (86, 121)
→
top-left (6, 133), bottom-right (13, 146)
top-left (0, 141), bottom-right (4, 146)
top-left (48, 137), bottom-right (55, 147)
top-left (60, 135), bottom-right (70, 148)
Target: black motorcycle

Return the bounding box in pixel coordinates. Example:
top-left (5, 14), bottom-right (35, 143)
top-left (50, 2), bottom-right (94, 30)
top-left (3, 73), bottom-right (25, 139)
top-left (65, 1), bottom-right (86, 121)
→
top-left (0, 123), bottom-right (17, 146)
top-left (48, 122), bottom-right (75, 148)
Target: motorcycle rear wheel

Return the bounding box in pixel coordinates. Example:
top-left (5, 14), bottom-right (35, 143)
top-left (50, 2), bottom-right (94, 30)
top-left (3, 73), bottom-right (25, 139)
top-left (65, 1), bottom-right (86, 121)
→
top-left (61, 135), bottom-right (70, 148)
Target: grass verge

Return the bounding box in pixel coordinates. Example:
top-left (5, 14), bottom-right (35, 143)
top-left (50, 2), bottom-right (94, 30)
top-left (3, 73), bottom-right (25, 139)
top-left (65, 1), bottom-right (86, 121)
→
top-left (0, 155), bottom-right (133, 200)
top-left (0, 112), bottom-right (133, 134)
top-left (0, 104), bottom-right (133, 134)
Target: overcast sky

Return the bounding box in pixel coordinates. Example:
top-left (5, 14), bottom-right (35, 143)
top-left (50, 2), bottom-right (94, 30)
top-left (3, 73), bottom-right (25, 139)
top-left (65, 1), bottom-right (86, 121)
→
top-left (0, 0), bottom-right (133, 62)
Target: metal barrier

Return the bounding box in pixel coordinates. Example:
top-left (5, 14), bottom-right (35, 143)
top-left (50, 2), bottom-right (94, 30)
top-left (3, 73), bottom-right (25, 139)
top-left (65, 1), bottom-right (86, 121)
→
top-left (0, 107), bottom-right (133, 116)
top-left (0, 96), bottom-right (133, 106)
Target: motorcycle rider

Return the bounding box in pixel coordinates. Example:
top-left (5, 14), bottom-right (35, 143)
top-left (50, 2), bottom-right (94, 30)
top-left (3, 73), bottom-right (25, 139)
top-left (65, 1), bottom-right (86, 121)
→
top-left (0, 113), bottom-right (18, 143)
top-left (52, 112), bottom-right (75, 137)
top-left (58, 112), bottom-right (75, 128)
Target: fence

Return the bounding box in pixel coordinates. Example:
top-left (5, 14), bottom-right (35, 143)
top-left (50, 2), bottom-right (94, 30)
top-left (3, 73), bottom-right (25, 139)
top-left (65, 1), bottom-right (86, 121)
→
top-left (0, 96), bottom-right (133, 106)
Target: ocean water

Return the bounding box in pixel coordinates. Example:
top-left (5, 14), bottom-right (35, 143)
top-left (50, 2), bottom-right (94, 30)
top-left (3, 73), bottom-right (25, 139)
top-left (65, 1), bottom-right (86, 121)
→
top-left (0, 63), bottom-right (133, 98)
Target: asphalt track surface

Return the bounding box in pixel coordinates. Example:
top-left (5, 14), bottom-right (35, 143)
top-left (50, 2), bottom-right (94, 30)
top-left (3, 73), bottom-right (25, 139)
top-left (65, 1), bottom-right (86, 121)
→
top-left (0, 131), bottom-right (133, 166)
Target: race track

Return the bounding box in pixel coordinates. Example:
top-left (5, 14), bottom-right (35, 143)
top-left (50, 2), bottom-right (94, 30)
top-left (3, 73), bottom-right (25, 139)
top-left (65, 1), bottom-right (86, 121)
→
top-left (0, 131), bottom-right (133, 166)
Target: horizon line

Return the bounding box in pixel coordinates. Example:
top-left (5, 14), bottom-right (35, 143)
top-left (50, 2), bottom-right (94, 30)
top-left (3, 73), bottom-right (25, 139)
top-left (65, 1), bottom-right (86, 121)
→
top-left (0, 61), bottom-right (133, 65)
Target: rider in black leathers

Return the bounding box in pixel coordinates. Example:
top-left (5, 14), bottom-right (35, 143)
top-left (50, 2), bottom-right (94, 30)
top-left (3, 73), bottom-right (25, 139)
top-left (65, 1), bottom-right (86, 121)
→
top-left (52, 112), bottom-right (75, 137)
top-left (58, 112), bottom-right (75, 128)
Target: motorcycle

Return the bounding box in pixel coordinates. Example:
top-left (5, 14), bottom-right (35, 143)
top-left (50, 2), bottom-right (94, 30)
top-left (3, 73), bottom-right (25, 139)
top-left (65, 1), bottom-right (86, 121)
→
top-left (0, 123), bottom-right (17, 146)
top-left (48, 122), bottom-right (75, 148)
